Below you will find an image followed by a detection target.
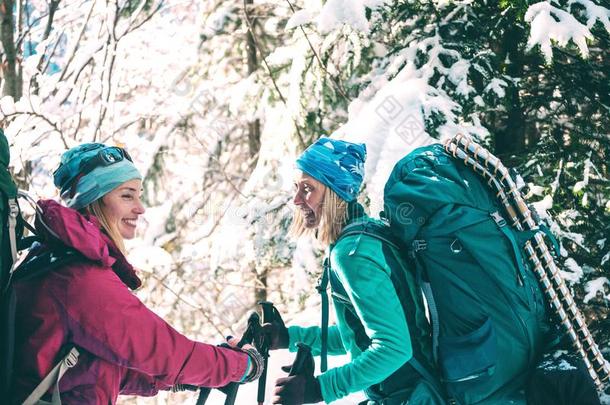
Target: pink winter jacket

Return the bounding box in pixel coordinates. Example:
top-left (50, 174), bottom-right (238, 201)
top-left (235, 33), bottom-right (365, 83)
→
top-left (11, 200), bottom-right (248, 404)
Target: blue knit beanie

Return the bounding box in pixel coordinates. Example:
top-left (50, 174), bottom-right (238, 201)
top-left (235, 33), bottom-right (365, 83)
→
top-left (296, 137), bottom-right (367, 202)
top-left (54, 143), bottom-right (142, 210)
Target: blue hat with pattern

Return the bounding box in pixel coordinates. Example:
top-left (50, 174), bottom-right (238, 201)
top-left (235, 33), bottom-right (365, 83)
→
top-left (296, 137), bottom-right (366, 202)
top-left (54, 143), bottom-right (142, 210)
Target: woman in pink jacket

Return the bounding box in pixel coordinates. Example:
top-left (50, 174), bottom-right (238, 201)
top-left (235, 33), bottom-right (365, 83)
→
top-left (11, 143), bottom-right (263, 404)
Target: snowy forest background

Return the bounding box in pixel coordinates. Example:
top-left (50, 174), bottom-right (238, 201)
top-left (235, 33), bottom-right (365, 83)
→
top-left (1, 0), bottom-right (609, 403)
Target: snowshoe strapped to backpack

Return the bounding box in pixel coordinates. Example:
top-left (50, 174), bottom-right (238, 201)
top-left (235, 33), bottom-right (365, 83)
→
top-left (383, 144), bottom-right (552, 404)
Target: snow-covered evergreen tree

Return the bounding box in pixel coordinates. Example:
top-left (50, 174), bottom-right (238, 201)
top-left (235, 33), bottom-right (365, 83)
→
top-left (248, 0), bottom-right (610, 355)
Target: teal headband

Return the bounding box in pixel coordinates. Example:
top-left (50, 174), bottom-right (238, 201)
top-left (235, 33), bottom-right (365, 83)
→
top-left (296, 137), bottom-right (366, 202)
top-left (55, 143), bottom-right (142, 210)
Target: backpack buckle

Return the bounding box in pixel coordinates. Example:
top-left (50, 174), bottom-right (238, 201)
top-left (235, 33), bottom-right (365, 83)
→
top-left (490, 211), bottom-right (506, 227)
top-left (412, 239), bottom-right (427, 252)
top-left (8, 198), bottom-right (19, 218)
top-left (316, 277), bottom-right (326, 293)
top-left (65, 347), bottom-right (80, 368)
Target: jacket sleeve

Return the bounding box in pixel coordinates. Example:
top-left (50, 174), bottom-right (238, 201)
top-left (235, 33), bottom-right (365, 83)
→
top-left (287, 325), bottom-right (345, 356)
top-left (119, 368), bottom-right (170, 396)
top-left (318, 238), bottom-right (413, 403)
top-left (59, 264), bottom-right (249, 389)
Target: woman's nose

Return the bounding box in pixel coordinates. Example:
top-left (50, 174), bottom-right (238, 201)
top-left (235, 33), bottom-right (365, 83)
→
top-left (134, 199), bottom-right (146, 214)
top-left (293, 191), bottom-right (303, 206)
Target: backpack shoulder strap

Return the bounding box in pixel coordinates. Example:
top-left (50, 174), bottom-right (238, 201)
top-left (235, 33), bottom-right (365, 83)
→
top-left (338, 219), bottom-right (402, 254)
top-left (329, 220), bottom-right (446, 396)
top-left (13, 248), bottom-right (83, 283)
top-left (317, 255), bottom-right (330, 373)
top-left (22, 347), bottom-right (80, 405)
top-left (318, 220), bottom-right (379, 374)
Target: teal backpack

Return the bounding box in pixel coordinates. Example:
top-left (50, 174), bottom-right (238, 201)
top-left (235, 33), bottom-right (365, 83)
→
top-left (381, 144), bottom-right (552, 404)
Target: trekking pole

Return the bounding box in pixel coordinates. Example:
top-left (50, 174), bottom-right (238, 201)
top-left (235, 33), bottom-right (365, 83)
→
top-left (444, 134), bottom-right (610, 390)
top-left (256, 301), bottom-right (275, 405)
top-left (196, 312), bottom-right (262, 405)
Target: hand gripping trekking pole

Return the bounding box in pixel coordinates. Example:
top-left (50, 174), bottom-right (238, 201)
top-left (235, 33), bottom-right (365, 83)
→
top-left (256, 301), bottom-right (276, 405)
top-left (444, 134), bottom-right (610, 390)
top-left (196, 312), bottom-right (262, 405)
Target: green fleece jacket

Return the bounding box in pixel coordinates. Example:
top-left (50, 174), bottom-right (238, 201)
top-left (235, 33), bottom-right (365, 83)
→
top-left (288, 217), bottom-right (414, 403)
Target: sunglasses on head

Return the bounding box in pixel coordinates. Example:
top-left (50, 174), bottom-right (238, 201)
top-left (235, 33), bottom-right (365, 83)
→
top-left (55, 146), bottom-right (133, 193)
top-left (79, 146), bottom-right (132, 175)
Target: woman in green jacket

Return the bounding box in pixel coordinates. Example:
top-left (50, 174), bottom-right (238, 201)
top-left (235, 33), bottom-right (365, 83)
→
top-left (270, 137), bottom-right (442, 405)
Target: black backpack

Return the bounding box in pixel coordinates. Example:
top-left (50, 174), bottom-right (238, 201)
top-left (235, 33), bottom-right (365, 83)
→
top-left (0, 130), bottom-right (80, 403)
top-left (0, 128), bottom-right (25, 400)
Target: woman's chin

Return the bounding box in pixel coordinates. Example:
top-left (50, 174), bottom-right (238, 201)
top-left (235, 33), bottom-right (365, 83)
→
top-left (304, 219), bottom-right (319, 229)
top-left (119, 228), bottom-right (137, 240)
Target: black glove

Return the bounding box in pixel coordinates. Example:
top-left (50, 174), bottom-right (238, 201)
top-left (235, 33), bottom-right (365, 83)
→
top-left (272, 352), bottom-right (322, 404)
top-left (259, 306), bottom-right (289, 350)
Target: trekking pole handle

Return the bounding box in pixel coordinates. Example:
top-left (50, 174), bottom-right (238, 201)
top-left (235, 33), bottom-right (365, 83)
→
top-left (259, 301), bottom-right (275, 325)
top-left (197, 311), bottom-right (262, 405)
top-left (238, 312), bottom-right (261, 347)
top-left (257, 301), bottom-right (275, 405)
top-left (289, 343), bottom-right (313, 376)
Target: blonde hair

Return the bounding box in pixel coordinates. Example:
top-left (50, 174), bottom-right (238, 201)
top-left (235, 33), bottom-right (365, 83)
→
top-left (85, 199), bottom-right (127, 254)
top-left (290, 186), bottom-right (349, 247)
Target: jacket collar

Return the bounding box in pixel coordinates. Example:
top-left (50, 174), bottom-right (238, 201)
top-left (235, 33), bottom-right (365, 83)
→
top-left (345, 201), bottom-right (367, 225)
top-left (35, 199), bottom-right (141, 290)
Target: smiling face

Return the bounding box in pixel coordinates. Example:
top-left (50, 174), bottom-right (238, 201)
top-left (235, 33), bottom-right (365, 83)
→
top-left (100, 179), bottom-right (145, 240)
top-left (293, 171), bottom-right (326, 229)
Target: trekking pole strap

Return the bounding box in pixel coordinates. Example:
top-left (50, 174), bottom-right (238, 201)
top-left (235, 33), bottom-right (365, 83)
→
top-left (22, 347), bottom-right (79, 405)
top-left (317, 257), bottom-right (330, 373)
